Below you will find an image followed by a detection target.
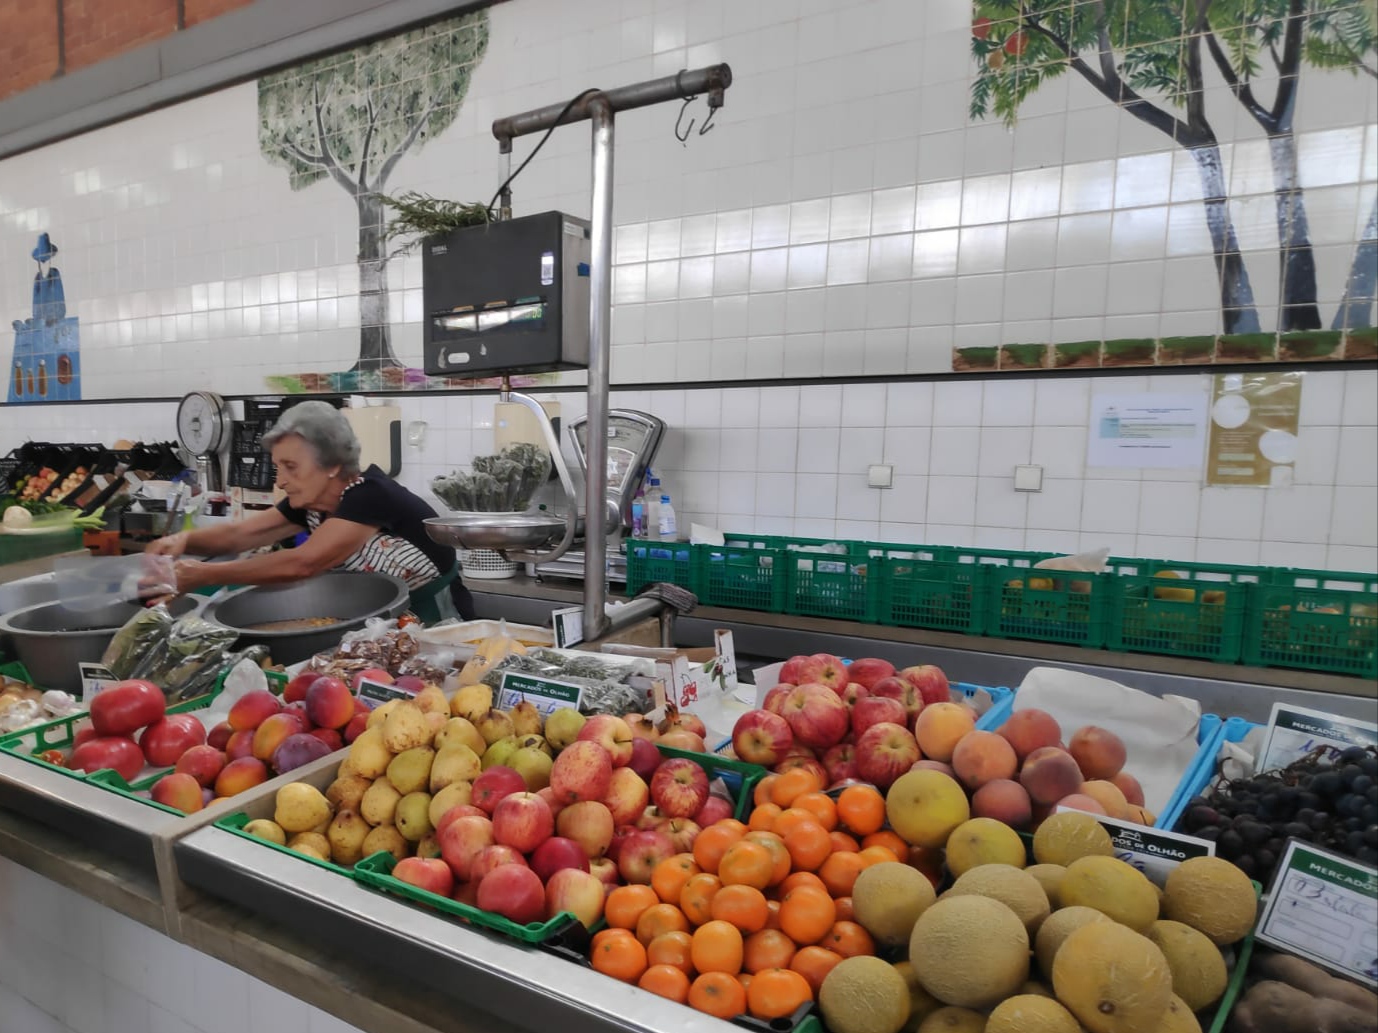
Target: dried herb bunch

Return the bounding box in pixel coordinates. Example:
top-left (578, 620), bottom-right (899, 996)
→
top-left (382, 191), bottom-right (491, 251)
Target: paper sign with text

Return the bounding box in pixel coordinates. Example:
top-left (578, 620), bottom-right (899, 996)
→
top-left (498, 671), bottom-right (585, 716)
top-left (657, 630), bottom-right (738, 712)
top-left (552, 607), bottom-right (584, 649)
top-left (78, 662), bottom-right (117, 703)
top-left (1257, 839), bottom-right (1378, 987)
top-left (1056, 807), bottom-right (1216, 887)
top-left (355, 677), bottom-right (415, 710)
top-left (1258, 703), bottom-right (1378, 774)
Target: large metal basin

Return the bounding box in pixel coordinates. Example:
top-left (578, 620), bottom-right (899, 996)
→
top-left (0, 576), bottom-right (59, 659)
top-left (0, 595), bottom-right (199, 692)
top-left (201, 571), bottom-right (410, 665)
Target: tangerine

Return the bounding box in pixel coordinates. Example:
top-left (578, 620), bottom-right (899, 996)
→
top-left (789, 945), bottom-right (844, 994)
top-left (688, 971), bottom-right (747, 1019)
top-left (651, 853), bottom-right (702, 905)
top-left (778, 886), bottom-right (836, 946)
top-left (748, 802), bottom-right (783, 832)
top-left (605, 884), bottom-right (659, 930)
top-left (770, 767), bottom-right (822, 808)
top-left (635, 902), bottom-right (691, 946)
top-left (691, 919), bottom-right (745, 975)
top-left (638, 963), bottom-right (690, 1003)
top-left (792, 791), bottom-right (839, 831)
top-left (746, 967), bottom-right (813, 1020)
top-left (646, 930), bottom-right (694, 975)
top-left (743, 927), bottom-right (797, 973)
top-left (818, 851), bottom-right (866, 897)
top-left (717, 840), bottom-right (774, 890)
top-left (710, 883), bottom-right (770, 933)
top-left (782, 819), bottom-right (832, 871)
top-left (679, 872), bottom-right (722, 927)
top-left (591, 930), bottom-right (648, 983)
top-left (836, 784), bottom-right (885, 836)
top-left (822, 920), bottom-right (875, 958)
top-left (692, 823), bottom-right (745, 874)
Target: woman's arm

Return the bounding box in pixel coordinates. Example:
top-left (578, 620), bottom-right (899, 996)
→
top-left (173, 516), bottom-right (376, 592)
top-left (150, 507), bottom-right (297, 558)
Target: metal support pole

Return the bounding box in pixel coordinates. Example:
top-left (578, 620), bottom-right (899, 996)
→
top-left (582, 97), bottom-right (615, 642)
top-left (497, 146), bottom-right (513, 220)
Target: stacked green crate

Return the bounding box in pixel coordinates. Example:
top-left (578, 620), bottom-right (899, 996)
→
top-left (691, 539), bottom-right (789, 612)
top-left (984, 555), bottom-right (1141, 648)
top-left (1106, 560), bottom-right (1260, 662)
top-left (716, 533), bottom-right (888, 622)
top-left (877, 546), bottom-right (1012, 635)
top-left (623, 539), bottom-right (693, 596)
top-left (1244, 568), bottom-right (1378, 678)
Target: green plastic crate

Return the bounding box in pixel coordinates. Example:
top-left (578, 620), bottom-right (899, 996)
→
top-left (1106, 560), bottom-right (1261, 663)
top-left (713, 533), bottom-right (888, 622)
top-left (691, 542), bottom-right (788, 612)
top-left (623, 540), bottom-right (693, 597)
top-left (877, 546), bottom-right (1047, 635)
top-left (1244, 568), bottom-right (1378, 678)
top-left (216, 810), bottom-right (356, 877)
top-left (986, 565), bottom-right (1110, 647)
top-left (0, 526), bottom-right (84, 566)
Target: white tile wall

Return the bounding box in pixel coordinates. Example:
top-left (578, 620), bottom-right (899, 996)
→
top-left (0, 856), bottom-right (369, 1033)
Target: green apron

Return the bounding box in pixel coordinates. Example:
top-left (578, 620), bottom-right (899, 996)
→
top-left (407, 563), bottom-right (459, 625)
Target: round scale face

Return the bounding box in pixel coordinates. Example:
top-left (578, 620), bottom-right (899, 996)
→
top-left (177, 391), bottom-right (229, 455)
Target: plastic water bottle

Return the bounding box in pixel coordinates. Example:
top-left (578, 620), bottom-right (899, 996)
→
top-left (630, 486), bottom-right (646, 538)
top-left (643, 473), bottom-right (662, 540)
top-left (657, 492), bottom-right (677, 540)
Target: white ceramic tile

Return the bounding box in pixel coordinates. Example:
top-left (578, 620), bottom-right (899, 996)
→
top-left (1298, 370), bottom-right (1348, 426)
top-left (1136, 481), bottom-right (1201, 537)
top-left (977, 427), bottom-right (1033, 477)
top-left (1263, 485), bottom-right (1335, 544)
top-left (879, 474), bottom-right (927, 525)
top-left (717, 472), bottom-right (758, 517)
top-left (885, 381), bottom-right (933, 426)
top-left (1331, 485), bottom-right (1378, 547)
top-left (1027, 479), bottom-right (1084, 532)
top-left (931, 379), bottom-right (983, 427)
top-left (1265, 542), bottom-right (1331, 568)
top-left (1081, 480), bottom-right (1142, 535)
top-left (798, 383), bottom-right (844, 427)
top-left (881, 426), bottom-right (931, 476)
top-left (975, 476), bottom-right (1029, 529)
top-left (794, 473), bottom-right (838, 519)
top-left (756, 428), bottom-right (798, 472)
top-left (796, 427), bottom-right (841, 473)
top-left (835, 473), bottom-right (881, 521)
top-left (926, 522), bottom-right (976, 547)
top-left (929, 427), bottom-right (981, 476)
top-left (192, 950), bottom-right (251, 1033)
top-left (1196, 488), bottom-right (1267, 540)
top-left (1135, 535), bottom-right (1198, 561)
top-left (980, 379), bottom-right (1036, 428)
top-left (926, 475), bottom-right (978, 526)
top-left (1335, 426), bottom-right (1378, 486)
top-left (1327, 545), bottom-right (1378, 573)
top-left (1029, 426), bottom-right (1087, 479)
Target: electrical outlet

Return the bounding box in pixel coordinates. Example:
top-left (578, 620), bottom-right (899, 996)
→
top-left (867, 464), bottom-right (893, 488)
top-left (1014, 465), bottom-right (1043, 492)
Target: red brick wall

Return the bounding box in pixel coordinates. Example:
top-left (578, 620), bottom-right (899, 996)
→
top-left (0, 0), bottom-right (256, 101)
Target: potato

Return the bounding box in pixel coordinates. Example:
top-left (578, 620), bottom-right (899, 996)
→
top-left (1254, 953), bottom-right (1378, 1014)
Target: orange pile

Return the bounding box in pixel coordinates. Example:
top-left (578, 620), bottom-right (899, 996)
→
top-left (590, 770), bottom-right (916, 1022)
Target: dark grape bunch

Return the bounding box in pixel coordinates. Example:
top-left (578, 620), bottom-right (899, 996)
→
top-left (1176, 745), bottom-right (1378, 886)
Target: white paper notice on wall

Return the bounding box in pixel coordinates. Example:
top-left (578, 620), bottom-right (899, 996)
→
top-left (1087, 393), bottom-right (1208, 468)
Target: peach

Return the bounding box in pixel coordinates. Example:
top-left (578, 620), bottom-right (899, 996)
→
top-left (151, 772), bottom-right (204, 813)
top-left (227, 689), bottom-right (282, 732)
top-left (174, 744), bottom-right (226, 787)
top-left (1068, 726), bottom-right (1126, 780)
top-left (214, 756), bottom-right (269, 798)
top-left (1111, 771), bottom-right (1145, 807)
top-left (1079, 779), bottom-right (1132, 818)
top-left (971, 778), bottom-right (1033, 829)
top-left (911, 759), bottom-right (955, 777)
top-left (224, 729), bottom-right (256, 761)
top-left (252, 712), bottom-right (303, 764)
top-left (305, 676), bottom-right (355, 730)
top-left (913, 702), bottom-right (976, 762)
top-left (951, 729), bottom-right (1019, 789)
top-left (1056, 793), bottom-right (1108, 816)
top-left (1019, 747), bottom-right (1084, 806)
top-left (997, 708), bottom-right (1063, 762)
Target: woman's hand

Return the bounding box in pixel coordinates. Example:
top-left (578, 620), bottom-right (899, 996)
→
top-left (146, 532), bottom-right (189, 558)
top-left (172, 558), bottom-right (211, 594)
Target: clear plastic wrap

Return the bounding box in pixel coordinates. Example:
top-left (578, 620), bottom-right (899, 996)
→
top-left (129, 615), bottom-right (239, 697)
top-left (101, 603), bottom-right (177, 678)
top-left (303, 619), bottom-right (451, 685)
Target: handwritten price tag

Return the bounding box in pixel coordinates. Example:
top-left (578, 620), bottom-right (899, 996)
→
top-left (1257, 703), bottom-right (1378, 774)
top-left (497, 672), bottom-right (584, 716)
top-left (1055, 807), bottom-right (1215, 887)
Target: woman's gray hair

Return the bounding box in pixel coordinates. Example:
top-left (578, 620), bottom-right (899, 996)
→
top-left (262, 401), bottom-right (361, 477)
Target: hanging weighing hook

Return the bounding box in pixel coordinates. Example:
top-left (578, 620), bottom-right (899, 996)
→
top-left (674, 94), bottom-right (718, 145)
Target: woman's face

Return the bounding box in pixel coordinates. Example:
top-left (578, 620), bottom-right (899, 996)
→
top-left (271, 434), bottom-right (340, 510)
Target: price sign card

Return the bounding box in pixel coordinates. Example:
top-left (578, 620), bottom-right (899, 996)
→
top-left (1056, 807), bottom-right (1215, 887)
top-left (1258, 704), bottom-right (1378, 774)
top-left (498, 671), bottom-right (584, 716)
top-left (77, 662), bottom-right (117, 703)
top-left (1256, 839), bottom-right (1378, 987)
top-left (355, 677), bottom-right (415, 710)
top-left (552, 606), bottom-right (584, 649)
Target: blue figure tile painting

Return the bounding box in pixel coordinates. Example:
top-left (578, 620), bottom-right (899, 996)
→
top-left (8, 233), bottom-right (81, 404)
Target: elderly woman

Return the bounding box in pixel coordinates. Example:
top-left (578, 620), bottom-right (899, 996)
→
top-left (149, 401), bottom-right (475, 623)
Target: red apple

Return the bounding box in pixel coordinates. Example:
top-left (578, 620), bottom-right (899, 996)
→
top-left (470, 844), bottom-right (528, 883)
top-left (694, 795), bottom-right (734, 827)
top-left (555, 800), bottom-right (616, 858)
top-left (846, 658), bottom-right (896, 690)
top-left (529, 837), bottom-right (590, 882)
top-left (762, 685), bottom-right (793, 715)
top-left (667, 713), bottom-right (707, 739)
top-left (551, 741), bottom-right (614, 804)
top-left (589, 857), bottom-right (619, 891)
top-left (912, 759), bottom-right (955, 777)
top-left (476, 865), bottom-right (545, 924)
top-left (605, 825), bottom-right (636, 864)
top-left (823, 743), bottom-right (860, 784)
top-left (841, 683), bottom-right (869, 707)
top-left (732, 710), bottom-right (794, 767)
top-left (393, 856), bottom-right (454, 898)
top-left (871, 676), bottom-right (923, 721)
top-left (617, 829), bottom-right (676, 884)
top-left (810, 654), bottom-right (847, 692)
top-left (774, 756), bottom-right (829, 786)
top-left (437, 814), bottom-right (494, 881)
top-left (851, 696), bottom-right (908, 739)
top-left (779, 683), bottom-right (849, 750)
top-left (602, 766), bottom-right (651, 826)
top-left (777, 656), bottom-right (812, 685)
top-left (473, 765), bottom-right (527, 814)
top-left (855, 722), bottom-right (921, 789)
top-left (627, 738), bottom-right (661, 781)
top-left (492, 792), bottom-right (554, 854)
top-left (138, 713), bottom-right (207, 767)
top-left (535, 786), bottom-right (565, 819)
top-left (435, 804), bottom-right (487, 837)
top-left (658, 729), bottom-right (706, 753)
top-left (637, 807), bottom-right (670, 832)
top-left (576, 715), bottom-right (634, 768)
top-left (900, 665), bottom-right (952, 708)
top-left (663, 817), bottom-right (701, 854)
top-left (545, 868), bottom-right (605, 927)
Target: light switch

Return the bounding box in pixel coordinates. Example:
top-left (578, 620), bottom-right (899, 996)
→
top-left (867, 463), bottom-right (894, 488)
top-left (1014, 465), bottom-right (1043, 492)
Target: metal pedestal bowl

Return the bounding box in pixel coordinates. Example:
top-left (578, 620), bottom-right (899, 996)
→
top-left (200, 571), bottom-right (410, 665)
top-left (0, 596), bottom-right (199, 692)
top-left (425, 513), bottom-right (567, 552)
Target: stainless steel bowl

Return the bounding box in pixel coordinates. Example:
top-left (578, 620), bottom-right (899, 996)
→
top-left (0, 596), bottom-right (199, 692)
top-left (425, 512), bottom-right (567, 551)
top-left (201, 571), bottom-right (410, 665)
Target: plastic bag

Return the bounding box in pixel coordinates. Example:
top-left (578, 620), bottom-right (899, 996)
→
top-left (168, 644), bottom-right (270, 704)
top-left (130, 615), bottom-right (239, 697)
top-left (102, 604), bottom-right (176, 678)
top-left (458, 625), bottom-right (526, 686)
top-left (1034, 547), bottom-right (1111, 573)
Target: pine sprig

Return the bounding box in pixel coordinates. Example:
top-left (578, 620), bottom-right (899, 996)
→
top-left (381, 191), bottom-right (492, 253)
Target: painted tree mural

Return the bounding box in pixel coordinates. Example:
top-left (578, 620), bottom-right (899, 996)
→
top-left (258, 12), bottom-right (489, 375)
top-left (970, 0), bottom-right (1377, 334)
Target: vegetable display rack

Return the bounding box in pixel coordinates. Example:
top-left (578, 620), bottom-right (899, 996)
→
top-left (1106, 560), bottom-right (1260, 664)
top-left (1244, 568), bottom-right (1378, 678)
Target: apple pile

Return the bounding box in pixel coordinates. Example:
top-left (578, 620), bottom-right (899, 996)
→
top-left (731, 655), bottom-right (959, 790)
top-left (244, 686), bottom-right (734, 932)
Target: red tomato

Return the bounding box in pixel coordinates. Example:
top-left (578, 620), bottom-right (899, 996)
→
top-left (138, 714), bottom-right (207, 767)
top-left (72, 721), bottom-right (98, 748)
top-left (69, 737), bottom-right (144, 782)
top-left (38, 749), bottom-right (65, 766)
top-left (90, 680), bottom-right (165, 737)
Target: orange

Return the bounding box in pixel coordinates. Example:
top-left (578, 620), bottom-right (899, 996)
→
top-left (605, 884), bottom-right (659, 930)
top-left (833, 896), bottom-right (855, 923)
top-left (836, 784), bottom-right (885, 836)
top-left (790, 945), bottom-right (844, 994)
top-left (688, 971), bottom-right (747, 1020)
top-left (692, 823), bottom-right (745, 874)
top-left (652, 853), bottom-right (702, 904)
top-left (591, 927), bottom-right (634, 952)
top-left (782, 819), bottom-right (832, 872)
top-left (770, 767), bottom-right (822, 808)
top-left (636, 902), bottom-right (691, 945)
top-left (748, 802), bottom-right (783, 832)
top-left (862, 829), bottom-right (909, 858)
top-left (822, 920), bottom-right (875, 958)
top-left (591, 929), bottom-right (648, 983)
top-left (691, 919), bottom-right (745, 975)
top-left (764, 899), bottom-right (782, 930)
top-left (746, 967), bottom-right (813, 1020)
top-left (792, 791), bottom-right (838, 831)
top-left (859, 844), bottom-right (900, 867)
top-left (829, 830), bottom-right (862, 853)
top-left (778, 886), bottom-right (836, 946)
top-left (743, 928), bottom-right (797, 973)
top-left (679, 873), bottom-right (722, 927)
top-left (753, 773), bottom-right (779, 807)
top-left (744, 831), bottom-right (793, 886)
top-left (646, 930), bottom-right (694, 975)
top-left (778, 871), bottom-right (828, 897)
top-left (717, 840), bottom-right (774, 890)
top-left (638, 963), bottom-right (691, 1003)
top-left (710, 884), bottom-right (769, 933)
top-left (818, 851), bottom-right (866, 897)
top-left (737, 971), bottom-right (753, 993)
top-left (772, 807), bottom-right (823, 838)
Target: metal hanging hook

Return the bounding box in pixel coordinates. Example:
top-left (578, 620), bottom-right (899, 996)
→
top-left (674, 94), bottom-right (718, 145)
